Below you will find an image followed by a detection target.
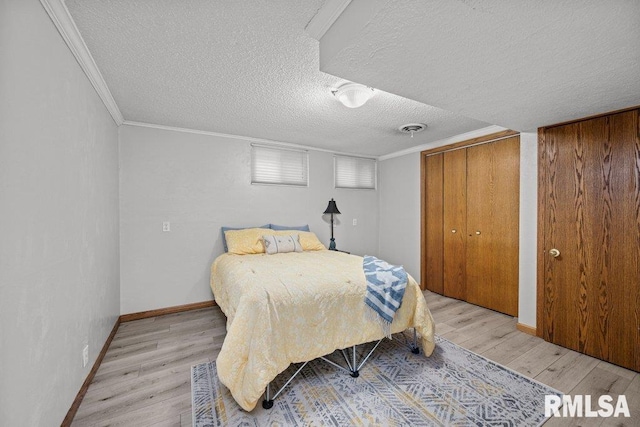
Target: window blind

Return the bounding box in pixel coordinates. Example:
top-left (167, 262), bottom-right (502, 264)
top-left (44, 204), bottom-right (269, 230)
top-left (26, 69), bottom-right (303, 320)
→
top-left (334, 155), bottom-right (377, 189)
top-left (251, 144), bottom-right (308, 186)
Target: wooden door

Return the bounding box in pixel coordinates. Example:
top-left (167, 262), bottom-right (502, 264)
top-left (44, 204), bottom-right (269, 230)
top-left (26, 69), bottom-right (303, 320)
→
top-left (423, 153), bottom-right (444, 294)
top-left (466, 136), bottom-right (520, 316)
top-left (540, 110), bottom-right (640, 371)
top-left (443, 149), bottom-right (467, 300)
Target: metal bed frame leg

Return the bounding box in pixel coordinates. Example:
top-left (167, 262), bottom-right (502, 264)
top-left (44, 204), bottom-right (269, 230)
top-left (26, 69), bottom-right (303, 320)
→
top-left (350, 345), bottom-right (359, 377)
top-left (262, 361), bottom-right (308, 410)
top-left (262, 382), bottom-right (273, 409)
top-left (411, 328), bottom-right (420, 354)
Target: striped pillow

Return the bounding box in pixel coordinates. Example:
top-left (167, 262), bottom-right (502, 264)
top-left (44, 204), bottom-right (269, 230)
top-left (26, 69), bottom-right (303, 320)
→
top-left (263, 234), bottom-right (303, 255)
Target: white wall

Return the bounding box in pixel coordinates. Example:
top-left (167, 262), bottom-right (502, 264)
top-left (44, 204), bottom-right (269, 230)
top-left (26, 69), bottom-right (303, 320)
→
top-left (0, 1), bottom-right (120, 425)
top-left (378, 133), bottom-right (539, 327)
top-left (518, 132), bottom-right (538, 327)
top-left (119, 125), bottom-right (379, 314)
top-left (378, 153), bottom-right (421, 280)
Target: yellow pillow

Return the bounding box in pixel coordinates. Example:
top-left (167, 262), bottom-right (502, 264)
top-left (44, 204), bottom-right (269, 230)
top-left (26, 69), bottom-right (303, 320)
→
top-left (272, 230), bottom-right (326, 251)
top-left (225, 228), bottom-right (275, 254)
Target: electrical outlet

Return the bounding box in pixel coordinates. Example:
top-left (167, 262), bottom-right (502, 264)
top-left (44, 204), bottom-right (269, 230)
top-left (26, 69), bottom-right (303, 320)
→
top-left (162, 221), bottom-right (170, 232)
top-left (82, 345), bottom-right (89, 367)
top-left (352, 218), bottom-right (357, 226)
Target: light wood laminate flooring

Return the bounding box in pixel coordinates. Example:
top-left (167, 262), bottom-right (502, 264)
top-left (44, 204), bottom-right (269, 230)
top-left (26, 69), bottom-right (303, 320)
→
top-left (72, 291), bottom-right (640, 426)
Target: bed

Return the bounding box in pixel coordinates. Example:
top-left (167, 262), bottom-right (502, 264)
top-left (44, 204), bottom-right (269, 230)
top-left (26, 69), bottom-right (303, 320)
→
top-left (210, 239), bottom-right (436, 412)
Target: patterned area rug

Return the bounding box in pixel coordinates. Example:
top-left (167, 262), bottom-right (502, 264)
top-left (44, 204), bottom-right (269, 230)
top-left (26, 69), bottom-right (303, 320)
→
top-left (192, 334), bottom-right (561, 426)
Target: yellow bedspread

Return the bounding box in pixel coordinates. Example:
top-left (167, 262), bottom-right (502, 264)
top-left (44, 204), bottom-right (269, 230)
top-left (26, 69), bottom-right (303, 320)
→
top-left (210, 250), bottom-right (436, 411)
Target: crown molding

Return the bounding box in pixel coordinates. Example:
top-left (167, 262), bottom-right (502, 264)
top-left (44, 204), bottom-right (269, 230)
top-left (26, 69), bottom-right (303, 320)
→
top-left (123, 121), bottom-right (503, 162)
top-left (40, 0), bottom-right (124, 125)
top-left (122, 121), bottom-right (375, 158)
top-left (305, 0), bottom-right (352, 40)
top-left (378, 125), bottom-right (509, 161)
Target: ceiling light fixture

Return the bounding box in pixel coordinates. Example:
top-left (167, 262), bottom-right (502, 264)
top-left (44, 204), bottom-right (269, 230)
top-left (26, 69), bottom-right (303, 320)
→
top-left (398, 123), bottom-right (428, 138)
top-left (332, 82), bottom-right (375, 108)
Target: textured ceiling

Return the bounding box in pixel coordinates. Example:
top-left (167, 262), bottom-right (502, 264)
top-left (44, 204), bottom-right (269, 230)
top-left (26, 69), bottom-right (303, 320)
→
top-left (64, 0), bottom-right (488, 156)
top-left (320, 0), bottom-right (640, 132)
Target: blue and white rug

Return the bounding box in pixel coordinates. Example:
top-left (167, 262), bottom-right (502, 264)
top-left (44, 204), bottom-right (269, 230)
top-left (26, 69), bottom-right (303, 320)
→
top-left (192, 334), bottom-right (561, 426)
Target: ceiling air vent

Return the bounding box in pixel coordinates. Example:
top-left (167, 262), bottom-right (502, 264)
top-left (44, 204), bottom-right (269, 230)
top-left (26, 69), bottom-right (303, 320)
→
top-left (398, 123), bottom-right (427, 137)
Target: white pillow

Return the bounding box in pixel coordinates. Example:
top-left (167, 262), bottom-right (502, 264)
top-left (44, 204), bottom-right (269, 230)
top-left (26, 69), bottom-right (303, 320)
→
top-left (263, 234), bottom-right (303, 255)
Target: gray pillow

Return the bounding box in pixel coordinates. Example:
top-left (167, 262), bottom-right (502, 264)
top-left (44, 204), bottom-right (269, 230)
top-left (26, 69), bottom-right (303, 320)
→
top-left (269, 224), bottom-right (310, 232)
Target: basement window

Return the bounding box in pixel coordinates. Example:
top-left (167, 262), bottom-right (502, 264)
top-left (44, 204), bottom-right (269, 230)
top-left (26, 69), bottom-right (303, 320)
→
top-left (334, 155), bottom-right (377, 190)
top-left (251, 144), bottom-right (309, 187)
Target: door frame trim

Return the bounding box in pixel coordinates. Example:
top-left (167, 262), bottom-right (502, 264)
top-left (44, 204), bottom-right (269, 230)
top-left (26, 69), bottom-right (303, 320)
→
top-left (536, 129), bottom-right (547, 337)
top-left (420, 130), bottom-right (518, 290)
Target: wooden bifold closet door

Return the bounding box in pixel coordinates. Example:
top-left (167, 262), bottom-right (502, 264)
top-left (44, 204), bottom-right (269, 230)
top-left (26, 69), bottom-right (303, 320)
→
top-left (424, 154), bottom-right (445, 295)
top-left (443, 149), bottom-right (467, 301)
top-left (422, 135), bottom-right (520, 317)
top-left (466, 139), bottom-right (520, 315)
top-left (539, 109), bottom-right (640, 371)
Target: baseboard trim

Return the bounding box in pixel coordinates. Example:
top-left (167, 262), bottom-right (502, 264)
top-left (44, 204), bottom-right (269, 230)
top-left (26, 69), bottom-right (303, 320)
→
top-left (120, 300), bottom-right (216, 323)
top-left (61, 316), bottom-right (120, 426)
top-left (516, 322), bottom-right (537, 336)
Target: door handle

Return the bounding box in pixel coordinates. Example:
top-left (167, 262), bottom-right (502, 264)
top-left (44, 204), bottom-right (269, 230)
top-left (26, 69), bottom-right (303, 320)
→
top-left (451, 229), bottom-right (457, 233)
top-left (549, 248), bottom-right (560, 258)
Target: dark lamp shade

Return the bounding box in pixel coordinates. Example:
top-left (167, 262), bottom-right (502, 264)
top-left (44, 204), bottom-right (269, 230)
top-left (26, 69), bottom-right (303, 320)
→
top-left (323, 198), bottom-right (341, 215)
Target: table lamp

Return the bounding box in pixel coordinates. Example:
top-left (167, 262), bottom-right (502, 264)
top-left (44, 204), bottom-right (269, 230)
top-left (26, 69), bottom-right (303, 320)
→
top-left (323, 198), bottom-right (341, 250)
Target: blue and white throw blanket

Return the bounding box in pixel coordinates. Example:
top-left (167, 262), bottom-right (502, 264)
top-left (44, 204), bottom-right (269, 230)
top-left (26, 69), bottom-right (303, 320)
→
top-left (363, 255), bottom-right (408, 338)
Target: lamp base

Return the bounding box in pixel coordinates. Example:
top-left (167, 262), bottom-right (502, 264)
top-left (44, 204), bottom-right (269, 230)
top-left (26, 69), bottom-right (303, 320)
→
top-left (329, 238), bottom-right (336, 251)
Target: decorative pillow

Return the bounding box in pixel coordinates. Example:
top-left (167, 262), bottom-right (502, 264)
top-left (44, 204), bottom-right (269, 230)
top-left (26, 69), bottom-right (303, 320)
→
top-left (225, 228), bottom-right (274, 255)
top-left (262, 234), bottom-right (303, 255)
top-left (221, 225), bottom-right (270, 252)
top-left (269, 224), bottom-right (310, 232)
top-left (272, 230), bottom-right (326, 251)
